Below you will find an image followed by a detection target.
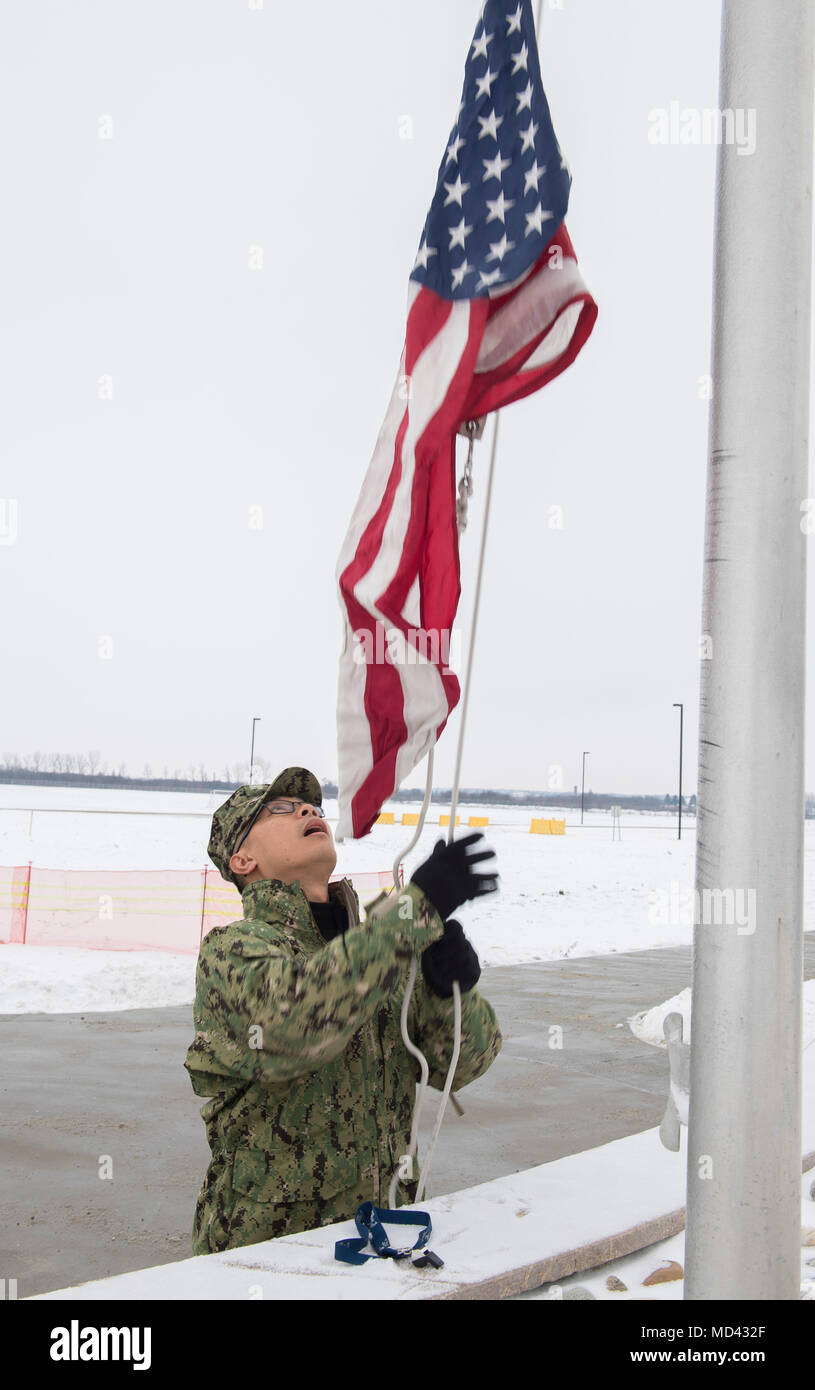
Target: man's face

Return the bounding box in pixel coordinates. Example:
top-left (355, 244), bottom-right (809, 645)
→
top-left (229, 797), bottom-right (337, 886)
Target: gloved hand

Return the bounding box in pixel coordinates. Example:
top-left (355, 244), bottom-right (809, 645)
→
top-left (421, 918), bottom-right (480, 999)
top-left (410, 831), bottom-right (498, 923)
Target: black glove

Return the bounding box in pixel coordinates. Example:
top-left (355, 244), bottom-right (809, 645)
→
top-left (421, 918), bottom-right (481, 999)
top-left (410, 831), bottom-right (498, 923)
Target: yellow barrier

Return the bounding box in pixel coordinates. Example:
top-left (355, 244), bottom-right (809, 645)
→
top-left (551, 819), bottom-right (566, 835)
top-left (530, 818), bottom-right (552, 834)
top-left (401, 813), bottom-right (419, 825)
top-left (468, 815), bottom-right (489, 827)
top-left (376, 812), bottom-right (395, 825)
top-left (439, 814), bottom-right (460, 826)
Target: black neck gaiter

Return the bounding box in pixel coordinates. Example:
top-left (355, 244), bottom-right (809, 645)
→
top-left (309, 895), bottom-right (348, 942)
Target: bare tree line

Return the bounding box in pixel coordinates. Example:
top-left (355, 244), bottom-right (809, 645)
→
top-left (0, 752), bottom-right (281, 785)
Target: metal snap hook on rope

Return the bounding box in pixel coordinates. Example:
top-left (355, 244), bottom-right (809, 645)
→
top-left (458, 417), bottom-right (486, 441)
top-left (456, 418), bottom-right (484, 533)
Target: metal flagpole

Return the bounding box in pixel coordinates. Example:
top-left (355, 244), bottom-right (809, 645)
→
top-left (685, 0), bottom-right (813, 1300)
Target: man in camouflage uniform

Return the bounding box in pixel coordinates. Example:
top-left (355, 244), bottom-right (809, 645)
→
top-left (184, 765), bottom-right (502, 1255)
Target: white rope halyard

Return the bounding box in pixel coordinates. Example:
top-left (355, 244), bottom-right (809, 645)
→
top-left (388, 413), bottom-right (497, 1209)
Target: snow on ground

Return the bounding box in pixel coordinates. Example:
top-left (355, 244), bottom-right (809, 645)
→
top-left (1, 785), bottom-right (815, 1012)
top-left (0, 943), bottom-right (196, 1014)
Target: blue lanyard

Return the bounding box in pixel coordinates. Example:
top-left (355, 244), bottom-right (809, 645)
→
top-left (334, 1201), bottom-right (440, 1267)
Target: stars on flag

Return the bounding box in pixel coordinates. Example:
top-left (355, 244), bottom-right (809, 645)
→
top-left (511, 42), bottom-right (529, 74)
top-left (451, 258), bottom-right (472, 290)
top-left (413, 239), bottom-right (437, 271)
top-left (443, 173), bottom-right (470, 207)
top-left (446, 132), bottom-right (465, 165)
top-left (471, 27), bottom-right (493, 60)
top-left (506, 4), bottom-right (523, 35)
top-left (482, 150), bottom-right (512, 182)
top-left (475, 67), bottom-right (498, 100)
top-left (520, 118), bottom-right (539, 153)
top-left (485, 190), bottom-right (515, 224)
top-left (487, 232), bottom-right (516, 262)
top-left (524, 159), bottom-right (546, 193)
top-left (411, 0), bottom-right (572, 301)
top-left (477, 109), bottom-right (504, 142)
top-left (476, 265), bottom-right (503, 291)
top-left (516, 81), bottom-right (534, 114)
top-left (524, 203), bottom-right (553, 236)
top-left (448, 216), bottom-right (473, 250)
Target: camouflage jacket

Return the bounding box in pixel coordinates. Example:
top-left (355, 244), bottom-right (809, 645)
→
top-left (184, 875), bottom-right (501, 1255)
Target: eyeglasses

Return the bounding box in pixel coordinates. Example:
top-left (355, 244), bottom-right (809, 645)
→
top-left (233, 799), bottom-right (326, 855)
top-left (263, 800), bottom-right (326, 819)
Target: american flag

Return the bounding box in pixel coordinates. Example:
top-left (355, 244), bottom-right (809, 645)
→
top-left (335, 0), bottom-right (597, 842)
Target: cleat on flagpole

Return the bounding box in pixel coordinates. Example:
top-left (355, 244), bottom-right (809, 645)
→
top-left (659, 1010), bottom-right (690, 1152)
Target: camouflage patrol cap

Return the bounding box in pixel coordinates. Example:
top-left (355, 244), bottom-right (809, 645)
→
top-left (208, 767), bottom-right (323, 885)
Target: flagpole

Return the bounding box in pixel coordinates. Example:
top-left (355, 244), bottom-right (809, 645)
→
top-left (684, 0), bottom-right (813, 1300)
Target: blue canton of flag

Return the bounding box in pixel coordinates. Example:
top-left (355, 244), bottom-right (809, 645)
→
top-left (411, 0), bottom-right (571, 300)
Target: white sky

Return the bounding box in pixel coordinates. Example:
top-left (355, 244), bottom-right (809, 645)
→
top-left (1, 0), bottom-right (812, 798)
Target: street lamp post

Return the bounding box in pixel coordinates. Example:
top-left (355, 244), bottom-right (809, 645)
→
top-left (673, 703), bottom-right (684, 840)
top-left (581, 751), bottom-right (590, 825)
top-left (249, 717), bottom-right (261, 786)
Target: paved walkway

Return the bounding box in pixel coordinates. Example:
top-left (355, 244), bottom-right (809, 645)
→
top-left (3, 939), bottom-right (813, 1297)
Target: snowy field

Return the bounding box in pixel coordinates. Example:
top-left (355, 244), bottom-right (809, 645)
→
top-left (1, 783), bottom-right (814, 1013)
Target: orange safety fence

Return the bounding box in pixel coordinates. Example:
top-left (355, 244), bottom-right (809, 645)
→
top-left (0, 864), bottom-right (404, 954)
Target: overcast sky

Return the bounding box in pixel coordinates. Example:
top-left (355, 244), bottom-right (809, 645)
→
top-left (1, 0), bottom-right (812, 799)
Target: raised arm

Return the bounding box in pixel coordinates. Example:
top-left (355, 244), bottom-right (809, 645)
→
top-left (185, 880), bottom-right (444, 1089)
